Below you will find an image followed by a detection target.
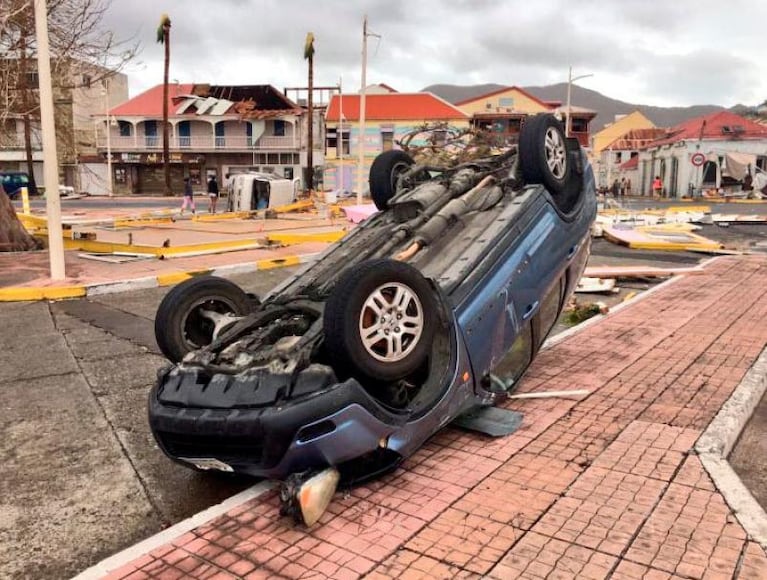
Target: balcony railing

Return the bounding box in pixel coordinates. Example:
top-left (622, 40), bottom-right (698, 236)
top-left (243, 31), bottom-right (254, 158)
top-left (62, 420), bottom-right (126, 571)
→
top-left (96, 134), bottom-right (299, 151)
top-left (0, 137), bottom-right (42, 150)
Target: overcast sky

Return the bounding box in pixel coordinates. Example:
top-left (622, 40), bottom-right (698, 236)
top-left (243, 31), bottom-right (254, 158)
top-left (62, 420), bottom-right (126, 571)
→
top-left (102, 0), bottom-right (766, 108)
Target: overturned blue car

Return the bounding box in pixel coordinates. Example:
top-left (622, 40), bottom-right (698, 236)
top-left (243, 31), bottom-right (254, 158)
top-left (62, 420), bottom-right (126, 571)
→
top-left (149, 114), bottom-right (596, 524)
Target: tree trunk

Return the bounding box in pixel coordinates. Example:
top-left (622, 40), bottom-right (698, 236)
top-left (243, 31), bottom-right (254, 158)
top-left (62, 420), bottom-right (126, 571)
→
top-left (162, 26), bottom-right (171, 195)
top-left (0, 190), bottom-right (41, 252)
top-left (20, 33), bottom-right (38, 194)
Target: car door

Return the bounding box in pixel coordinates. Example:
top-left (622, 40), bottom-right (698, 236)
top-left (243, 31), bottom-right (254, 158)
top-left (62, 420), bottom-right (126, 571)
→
top-left (457, 200), bottom-right (575, 387)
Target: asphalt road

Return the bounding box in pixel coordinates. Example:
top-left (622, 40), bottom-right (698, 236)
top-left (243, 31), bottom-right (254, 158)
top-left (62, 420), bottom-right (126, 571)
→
top-left (0, 267), bottom-right (298, 580)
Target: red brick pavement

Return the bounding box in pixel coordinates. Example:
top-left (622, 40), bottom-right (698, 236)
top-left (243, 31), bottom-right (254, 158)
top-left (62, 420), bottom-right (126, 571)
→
top-left (101, 256), bottom-right (767, 580)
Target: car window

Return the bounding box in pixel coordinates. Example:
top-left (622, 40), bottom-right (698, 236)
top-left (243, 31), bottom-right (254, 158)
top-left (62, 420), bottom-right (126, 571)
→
top-left (492, 321), bottom-right (533, 385)
top-left (536, 275), bottom-right (564, 346)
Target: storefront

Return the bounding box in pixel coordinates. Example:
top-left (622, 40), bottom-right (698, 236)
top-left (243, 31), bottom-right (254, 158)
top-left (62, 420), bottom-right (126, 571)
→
top-left (110, 152), bottom-right (206, 195)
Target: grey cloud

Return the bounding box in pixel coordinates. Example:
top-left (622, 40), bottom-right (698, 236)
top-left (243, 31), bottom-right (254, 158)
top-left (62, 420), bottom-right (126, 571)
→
top-left (96, 0), bottom-right (767, 107)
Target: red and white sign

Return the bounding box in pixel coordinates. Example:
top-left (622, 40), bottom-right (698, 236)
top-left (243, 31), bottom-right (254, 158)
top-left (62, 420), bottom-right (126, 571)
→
top-left (691, 152), bottom-right (706, 167)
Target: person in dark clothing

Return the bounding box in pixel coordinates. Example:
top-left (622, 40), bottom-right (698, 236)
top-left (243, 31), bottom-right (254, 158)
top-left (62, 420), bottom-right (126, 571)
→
top-left (207, 175), bottom-right (219, 214)
top-left (180, 177), bottom-right (196, 215)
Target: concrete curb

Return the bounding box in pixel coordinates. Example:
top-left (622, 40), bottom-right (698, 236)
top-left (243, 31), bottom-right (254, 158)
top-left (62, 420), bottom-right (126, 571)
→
top-left (695, 345), bottom-right (767, 551)
top-left (72, 481), bottom-right (276, 580)
top-left (0, 253), bottom-right (321, 302)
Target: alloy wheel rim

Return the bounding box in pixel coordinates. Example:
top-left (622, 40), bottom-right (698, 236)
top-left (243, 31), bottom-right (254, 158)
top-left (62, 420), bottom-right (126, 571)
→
top-left (358, 282), bottom-right (424, 363)
top-left (544, 127), bottom-right (567, 180)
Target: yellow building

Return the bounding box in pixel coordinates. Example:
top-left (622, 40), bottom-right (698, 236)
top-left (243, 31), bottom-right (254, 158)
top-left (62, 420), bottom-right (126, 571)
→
top-left (591, 111), bottom-right (655, 154)
top-left (455, 86), bottom-right (596, 147)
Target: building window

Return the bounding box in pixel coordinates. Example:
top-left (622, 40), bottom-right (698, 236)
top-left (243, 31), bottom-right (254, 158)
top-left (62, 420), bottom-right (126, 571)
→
top-left (82, 74), bottom-right (92, 88)
top-left (178, 121), bottom-right (191, 147)
top-left (340, 132), bottom-right (350, 155)
top-left (280, 153), bottom-right (293, 165)
top-left (118, 121), bottom-right (132, 137)
top-left (431, 130), bottom-right (447, 146)
top-left (215, 122), bottom-right (225, 148)
top-left (570, 117), bottom-right (588, 133)
top-left (614, 152), bottom-right (622, 164)
top-left (267, 153), bottom-right (279, 165)
top-left (144, 120), bottom-right (158, 147)
top-left (273, 120), bottom-right (286, 137)
top-left (381, 130), bottom-right (394, 151)
top-left (25, 71), bottom-right (39, 87)
top-left (499, 97), bottom-right (515, 108)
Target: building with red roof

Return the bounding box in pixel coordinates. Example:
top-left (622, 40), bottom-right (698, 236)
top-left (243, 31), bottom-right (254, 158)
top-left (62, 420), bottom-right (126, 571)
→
top-left (323, 91), bottom-right (469, 193)
top-left (637, 111), bottom-right (767, 197)
top-left (97, 83), bottom-right (309, 194)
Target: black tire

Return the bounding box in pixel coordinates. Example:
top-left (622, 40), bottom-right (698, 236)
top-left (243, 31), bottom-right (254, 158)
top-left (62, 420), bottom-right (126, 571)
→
top-left (519, 114), bottom-right (576, 200)
top-left (324, 258), bottom-right (437, 382)
top-left (368, 150), bottom-right (414, 210)
top-left (154, 276), bottom-right (253, 363)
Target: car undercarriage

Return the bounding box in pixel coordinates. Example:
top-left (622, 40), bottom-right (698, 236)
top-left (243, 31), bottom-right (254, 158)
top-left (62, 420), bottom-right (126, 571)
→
top-left (150, 114), bottom-right (597, 524)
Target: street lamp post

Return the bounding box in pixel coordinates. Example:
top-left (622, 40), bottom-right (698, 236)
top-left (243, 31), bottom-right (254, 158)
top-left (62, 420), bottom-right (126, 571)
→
top-left (103, 79), bottom-right (113, 197)
top-left (34, 0), bottom-right (65, 280)
top-left (565, 66), bottom-right (594, 138)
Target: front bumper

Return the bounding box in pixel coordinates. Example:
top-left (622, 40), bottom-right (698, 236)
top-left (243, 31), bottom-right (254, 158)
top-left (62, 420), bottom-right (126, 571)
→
top-left (149, 366), bottom-right (407, 479)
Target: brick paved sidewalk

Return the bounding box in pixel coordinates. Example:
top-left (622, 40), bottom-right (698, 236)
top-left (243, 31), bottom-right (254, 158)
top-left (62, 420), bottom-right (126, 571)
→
top-left (99, 256), bottom-right (767, 580)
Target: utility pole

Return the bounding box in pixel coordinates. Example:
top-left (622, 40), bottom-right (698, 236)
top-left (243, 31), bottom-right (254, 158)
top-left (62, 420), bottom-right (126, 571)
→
top-left (356, 15), bottom-right (368, 205)
top-left (34, 0), bottom-right (65, 279)
top-left (103, 78), bottom-right (113, 196)
top-left (338, 77), bottom-right (343, 192)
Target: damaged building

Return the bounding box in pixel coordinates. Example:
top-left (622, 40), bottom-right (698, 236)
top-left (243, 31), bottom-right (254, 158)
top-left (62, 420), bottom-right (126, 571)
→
top-left (97, 84), bottom-right (319, 194)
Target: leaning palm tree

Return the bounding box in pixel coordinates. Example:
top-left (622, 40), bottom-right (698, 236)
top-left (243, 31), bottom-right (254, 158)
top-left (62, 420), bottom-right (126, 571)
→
top-left (156, 14), bottom-right (172, 195)
top-left (304, 32), bottom-right (314, 193)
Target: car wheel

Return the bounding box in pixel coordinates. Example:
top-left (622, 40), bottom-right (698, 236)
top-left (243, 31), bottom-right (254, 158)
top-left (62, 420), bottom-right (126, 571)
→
top-left (324, 258), bottom-right (437, 382)
top-left (519, 114), bottom-right (577, 202)
top-left (154, 276), bottom-right (254, 363)
top-left (368, 150), bottom-right (414, 210)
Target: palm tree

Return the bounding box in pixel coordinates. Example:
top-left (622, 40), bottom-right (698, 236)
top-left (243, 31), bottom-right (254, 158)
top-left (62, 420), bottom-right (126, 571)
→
top-left (157, 14), bottom-right (172, 195)
top-left (304, 32), bottom-right (315, 193)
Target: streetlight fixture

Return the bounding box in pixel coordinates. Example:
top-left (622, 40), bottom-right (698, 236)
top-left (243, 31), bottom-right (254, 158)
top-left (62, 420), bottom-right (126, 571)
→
top-left (565, 66), bottom-right (594, 138)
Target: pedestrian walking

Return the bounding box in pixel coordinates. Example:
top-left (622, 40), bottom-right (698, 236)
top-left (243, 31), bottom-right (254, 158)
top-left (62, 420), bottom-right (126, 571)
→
top-left (180, 177), bottom-right (196, 215)
top-left (620, 177), bottom-right (627, 197)
top-left (626, 178), bottom-right (632, 196)
top-left (652, 176), bottom-right (663, 197)
top-left (207, 175), bottom-right (219, 214)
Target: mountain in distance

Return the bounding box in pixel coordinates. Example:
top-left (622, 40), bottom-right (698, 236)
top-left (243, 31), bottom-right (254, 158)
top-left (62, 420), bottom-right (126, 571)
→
top-left (423, 82), bottom-right (725, 132)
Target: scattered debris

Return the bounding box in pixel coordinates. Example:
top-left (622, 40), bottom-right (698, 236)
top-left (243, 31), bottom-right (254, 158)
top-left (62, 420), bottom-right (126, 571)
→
top-left (603, 224), bottom-right (724, 252)
top-left (575, 277), bottom-right (618, 294)
top-left (508, 389), bottom-right (590, 400)
top-left (583, 265), bottom-right (704, 278)
top-left (78, 252), bottom-right (154, 263)
top-left (563, 298), bottom-right (608, 326)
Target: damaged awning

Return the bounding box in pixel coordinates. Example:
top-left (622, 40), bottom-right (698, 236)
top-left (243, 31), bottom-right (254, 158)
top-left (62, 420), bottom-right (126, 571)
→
top-left (721, 152), bottom-right (757, 181)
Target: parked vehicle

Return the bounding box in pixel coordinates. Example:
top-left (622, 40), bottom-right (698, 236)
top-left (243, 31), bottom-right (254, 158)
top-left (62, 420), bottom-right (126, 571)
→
top-left (226, 172), bottom-right (301, 212)
top-left (150, 114), bottom-right (596, 524)
top-left (0, 171), bottom-right (36, 198)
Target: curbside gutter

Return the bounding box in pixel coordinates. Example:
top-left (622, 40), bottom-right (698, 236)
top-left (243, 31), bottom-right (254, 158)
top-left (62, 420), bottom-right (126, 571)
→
top-left (0, 253), bottom-right (321, 302)
top-left (696, 346), bottom-right (767, 551)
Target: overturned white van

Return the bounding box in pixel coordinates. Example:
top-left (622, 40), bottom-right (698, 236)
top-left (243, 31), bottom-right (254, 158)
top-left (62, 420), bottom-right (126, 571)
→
top-left (227, 172), bottom-right (301, 212)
